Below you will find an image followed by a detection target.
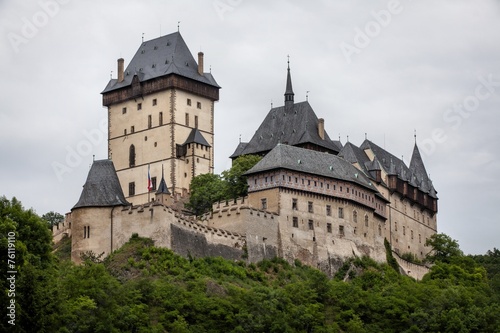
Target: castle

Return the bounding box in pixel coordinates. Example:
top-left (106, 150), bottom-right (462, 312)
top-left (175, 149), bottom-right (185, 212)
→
top-left (56, 32), bottom-right (438, 278)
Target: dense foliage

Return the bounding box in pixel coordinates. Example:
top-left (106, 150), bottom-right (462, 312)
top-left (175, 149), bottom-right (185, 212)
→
top-left (186, 155), bottom-right (261, 215)
top-left (1, 196), bottom-right (500, 332)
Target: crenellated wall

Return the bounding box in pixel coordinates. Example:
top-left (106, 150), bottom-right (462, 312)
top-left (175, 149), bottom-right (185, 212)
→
top-left (52, 212), bottom-right (72, 243)
top-left (71, 201), bottom-right (245, 264)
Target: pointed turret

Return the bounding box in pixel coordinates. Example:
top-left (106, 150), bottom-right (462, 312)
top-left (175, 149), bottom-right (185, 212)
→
top-left (409, 143), bottom-right (429, 185)
top-left (284, 58), bottom-right (294, 109)
top-left (409, 142), bottom-right (437, 198)
top-left (155, 165), bottom-right (172, 205)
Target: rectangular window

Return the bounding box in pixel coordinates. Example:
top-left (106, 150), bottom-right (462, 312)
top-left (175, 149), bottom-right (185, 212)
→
top-left (159, 112), bottom-right (163, 125)
top-left (293, 217), bottom-right (298, 228)
top-left (152, 98), bottom-right (157, 106)
top-left (403, 226), bottom-right (406, 235)
top-left (326, 205), bottom-right (331, 216)
top-left (261, 198), bottom-right (267, 210)
top-left (195, 115), bottom-right (198, 128)
top-left (151, 177), bottom-right (157, 191)
top-left (197, 101), bottom-right (201, 109)
top-left (339, 225), bottom-right (345, 237)
top-left (411, 230), bottom-right (414, 239)
top-left (187, 98), bottom-right (191, 106)
top-left (292, 198), bottom-right (298, 210)
top-left (129, 182), bottom-right (135, 196)
top-left (148, 115), bottom-right (152, 128)
top-left (308, 220), bottom-right (314, 230)
top-left (131, 126), bottom-right (135, 133)
top-left (137, 103), bottom-right (142, 110)
top-left (327, 223), bottom-right (332, 233)
top-left (124, 129), bottom-right (127, 135)
top-left (185, 113), bottom-right (189, 126)
top-left (122, 107), bottom-right (127, 114)
top-left (338, 207), bottom-right (344, 219)
top-left (308, 201), bottom-right (313, 213)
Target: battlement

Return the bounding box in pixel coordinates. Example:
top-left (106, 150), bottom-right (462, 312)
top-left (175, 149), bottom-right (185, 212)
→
top-left (203, 196), bottom-right (279, 221)
top-left (52, 212), bottom-right (72, 243)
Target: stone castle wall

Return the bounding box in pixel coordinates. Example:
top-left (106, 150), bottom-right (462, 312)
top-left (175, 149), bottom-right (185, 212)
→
top-left (70, 201), bottom-right (246, 264)
top-left (67, 196), bottom-right (428, 279)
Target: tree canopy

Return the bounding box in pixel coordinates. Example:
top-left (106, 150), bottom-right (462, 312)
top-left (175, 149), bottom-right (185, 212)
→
top-left (186, 155), bottom-right (261, 216)
top-left (1, 195), bottom-right (500, 332)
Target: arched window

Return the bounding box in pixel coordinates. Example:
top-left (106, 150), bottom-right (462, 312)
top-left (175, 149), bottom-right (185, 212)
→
top-left (129, 144), bottom-right (136, 167)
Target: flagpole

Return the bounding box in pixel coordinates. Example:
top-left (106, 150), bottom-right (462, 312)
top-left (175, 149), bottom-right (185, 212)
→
top-left (147, 164), bottom-right (151, 203)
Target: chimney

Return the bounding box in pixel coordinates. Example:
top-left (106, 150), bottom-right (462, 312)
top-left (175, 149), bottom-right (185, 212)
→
top-left (318, 118), bottom-right (325, 140)
top-left (197, 52), bottom-right (204, 75)
top-left (117, 58), bottom-right (124, 83)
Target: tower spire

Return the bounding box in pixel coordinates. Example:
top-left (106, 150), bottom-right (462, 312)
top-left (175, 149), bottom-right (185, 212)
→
top-left (284, 55), bottom-right (294, 108)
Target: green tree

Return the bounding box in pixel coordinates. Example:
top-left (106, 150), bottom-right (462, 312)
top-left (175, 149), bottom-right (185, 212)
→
top-left (42, 211), bottom-right (65, 227)
top-left (425, 233), bottom-right (463, 264)
top-left (222, 155), bottom-right (262, 199)
top-left (186, 173), bottom-right (227, 216)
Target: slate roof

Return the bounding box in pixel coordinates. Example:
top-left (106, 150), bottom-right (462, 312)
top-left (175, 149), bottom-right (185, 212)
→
top-left (233, 101), bottom-right (342, 158)
top-left (409, 143), bottom-right (437, 196)
top-left (73, 160), bottom-right (129, 209)
top-left (245, 144), bottom-right (379, 193)
top-left (229, 142), bottom-right (249, 159)
top-left (183, 128), bottom-right (211, 147)
top-left (360, 139), bottom-right (437, 198)
top-left (156, 176), bottom-right (171, 195)
top-left (102, 32), bottom-right (219, 94)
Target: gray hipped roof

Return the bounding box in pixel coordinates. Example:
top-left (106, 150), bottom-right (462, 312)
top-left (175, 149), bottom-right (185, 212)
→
top-left (102, 32), bottom-right (219, 94)
top-left (233, 101), bottom-right (342, 158)
top-left (183, 128), bottom-right (211, 147)
top-left (245, 144), bottom-right (380, 193)
top-left (73, 160), bottom-right (129, 209)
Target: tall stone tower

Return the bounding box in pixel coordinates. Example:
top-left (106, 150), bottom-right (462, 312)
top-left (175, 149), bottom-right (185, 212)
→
top-left (101, 32), bottom-right (220, 205)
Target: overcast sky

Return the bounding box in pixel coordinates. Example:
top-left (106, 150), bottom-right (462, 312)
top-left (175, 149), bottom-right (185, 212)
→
top-left (1, 0), bottom-right (499, 255)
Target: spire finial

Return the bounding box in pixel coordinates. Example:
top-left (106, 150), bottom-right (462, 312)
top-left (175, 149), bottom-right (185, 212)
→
top-left (414, 129), bottom-right (417, 143)
top-left (110, 70), bottom-right (113, 79)
top-left (365, 132), bottom-right (367, 140)
top-left (177, 21), bottom-right (181, 32)
top-left (284, 55), bottom-right (294, 107)
top-left (239, 134), bottom-right (241, 143)
top-left (142, 33), bottom-right (144, 42)
top-left (347, 135), bottom-right (349, 143)
top-left (306, 90), bottom-right (310, 101)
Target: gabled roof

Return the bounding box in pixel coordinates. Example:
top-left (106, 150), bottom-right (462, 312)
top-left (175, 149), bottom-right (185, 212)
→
top-left (183, 128), bottom-right (210, 147)
top-left (360, 139), bottom-right (437, 198)
top-left (245, 144), bottom-right (379, 193)
top-left (339, 142), bottom-right (371, 175)
top-left (233, 101), bottom-right (342, 158)
top-left (73, 160), bottom-right (129, 209)
top-left (360, 139), bottom-right (409, 177)
top-left (102, 32), bottom-right (219, 94)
